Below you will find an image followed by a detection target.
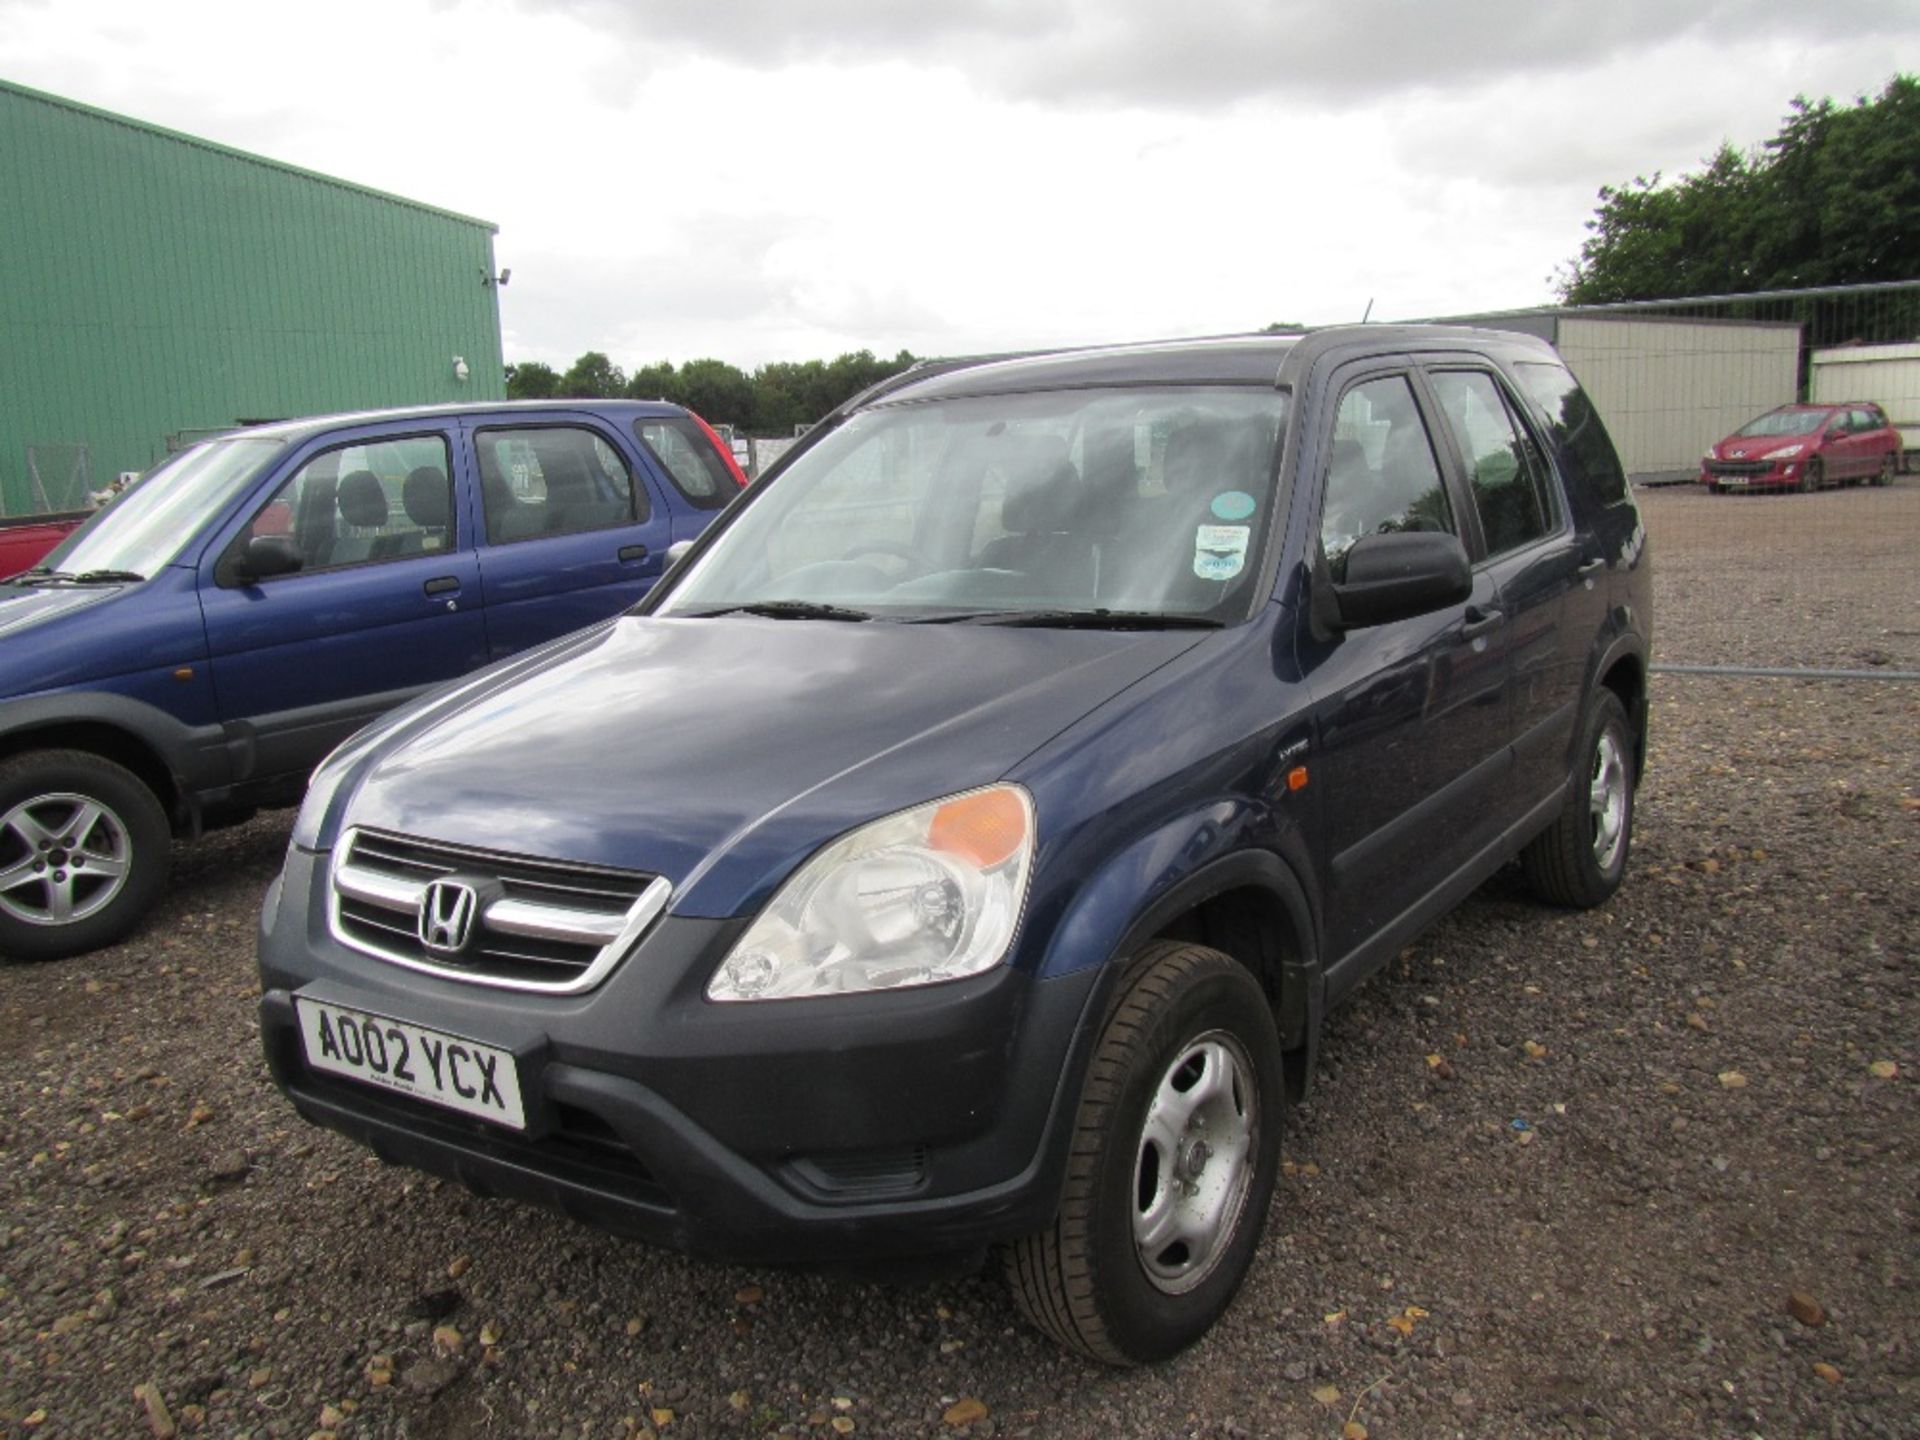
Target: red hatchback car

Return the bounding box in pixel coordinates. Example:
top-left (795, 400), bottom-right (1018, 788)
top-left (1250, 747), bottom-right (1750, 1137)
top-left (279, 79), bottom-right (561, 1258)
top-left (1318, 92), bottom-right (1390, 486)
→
top-left (1701, 403), bottom-right (1902, 492)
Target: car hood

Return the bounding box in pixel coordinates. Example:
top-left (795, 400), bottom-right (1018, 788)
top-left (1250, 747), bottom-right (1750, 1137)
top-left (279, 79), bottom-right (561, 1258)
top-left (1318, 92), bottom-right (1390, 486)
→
top-left (0, 581), bottom-right (126, 639)
top-left (339, 615), bottom-right (1207, 917)
top-left (1713, 427), bottom-right (1822, 458)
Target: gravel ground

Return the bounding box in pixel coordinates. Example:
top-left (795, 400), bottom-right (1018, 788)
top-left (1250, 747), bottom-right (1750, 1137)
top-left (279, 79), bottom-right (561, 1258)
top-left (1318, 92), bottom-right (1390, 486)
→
top-left (3, 495), bottom-right (1916, 1439)
top-left (1640, 474), bottom-right (1920, 670)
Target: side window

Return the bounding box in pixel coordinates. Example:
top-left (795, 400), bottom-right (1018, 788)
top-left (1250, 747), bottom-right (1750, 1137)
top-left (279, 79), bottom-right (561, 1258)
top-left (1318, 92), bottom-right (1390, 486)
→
top-left (634, 417), bottom-right (735, 510)
top-left (1429, 370), bottom-right (1558, 557)
top-left (476, 427), bottom-right (642, 544)
top-left (1513, 360), bottom-right (1629, 506)
top-left (241, 434), bottom-right (452, 575)
top-left (1848, 408), bottom-right (1876, 433)
top-left (1320, 375), bottom-right (1455, 581)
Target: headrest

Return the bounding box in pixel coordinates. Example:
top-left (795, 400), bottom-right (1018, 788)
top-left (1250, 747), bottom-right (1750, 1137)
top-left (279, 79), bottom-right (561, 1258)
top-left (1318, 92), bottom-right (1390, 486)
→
top-left (337, 470), bottom-right (389, 529)
top-left (402, 466), bottom-right (450, 529)
top-left (992, 435), bottom-right (1080, 533)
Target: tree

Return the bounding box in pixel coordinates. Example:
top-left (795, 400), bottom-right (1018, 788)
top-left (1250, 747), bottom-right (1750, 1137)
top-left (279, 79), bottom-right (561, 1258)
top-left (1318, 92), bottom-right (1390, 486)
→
top-left (505, 361), bottom-right (559, 399)
top-left (674, 359), bottom-right (755, 428)
top-left (1558, 74), bottom-right (1919, 303)
top-left (560, 351), bottom-right (626, 398)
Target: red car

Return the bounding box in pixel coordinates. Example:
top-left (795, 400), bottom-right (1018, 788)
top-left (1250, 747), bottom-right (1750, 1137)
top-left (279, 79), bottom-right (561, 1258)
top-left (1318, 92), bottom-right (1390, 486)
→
top-left (0, 512), bottom-right (88, 579)
top-left (1701, 402), bottom-right (1901, 492)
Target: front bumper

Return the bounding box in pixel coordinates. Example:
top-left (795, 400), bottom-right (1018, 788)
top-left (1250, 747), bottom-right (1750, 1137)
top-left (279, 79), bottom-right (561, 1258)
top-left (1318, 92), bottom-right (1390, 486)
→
top-left (258, 846), bottom-right (1104, 1265)
top-left (1702, 460), bottom-right (1800, 489)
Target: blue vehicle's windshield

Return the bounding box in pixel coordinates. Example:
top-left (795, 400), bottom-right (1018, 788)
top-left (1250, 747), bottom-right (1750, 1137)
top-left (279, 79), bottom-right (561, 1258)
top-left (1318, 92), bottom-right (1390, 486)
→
top-left (34, 438), bottom-right (283, 580)
top-left (658, 386), bottom-right (1289, 624)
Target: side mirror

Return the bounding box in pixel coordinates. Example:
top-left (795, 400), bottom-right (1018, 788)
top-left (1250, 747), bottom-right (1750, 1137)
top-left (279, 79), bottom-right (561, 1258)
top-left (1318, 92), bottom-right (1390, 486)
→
top-left (664, 539), bottom-right (696, 567)
top-left (222, 534), bottom-right (303, 586)
top-left (1825, 427), bottom-right (1846, 442)
top-left (1330, 531), bottom-right (1471, 629)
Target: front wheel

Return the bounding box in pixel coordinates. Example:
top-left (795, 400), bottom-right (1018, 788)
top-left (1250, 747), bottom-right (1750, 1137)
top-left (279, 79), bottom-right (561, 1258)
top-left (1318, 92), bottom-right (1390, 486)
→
top-left (1800, 457), bottom-right (1823, 493)
top-left (1875, 452), bottom-right (1896, 487)
top-left (1522, 689), bottom-right (1636, 908)
top-left (1004, 942), bottom-right (1284, 1364)
top-left (0, 751), bottom-right (170, 961)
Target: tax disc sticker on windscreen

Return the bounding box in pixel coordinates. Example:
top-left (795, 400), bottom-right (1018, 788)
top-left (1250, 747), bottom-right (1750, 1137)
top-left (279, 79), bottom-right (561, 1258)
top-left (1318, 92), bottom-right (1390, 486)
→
top-left (1210, 490), bottom-right (1257, 521)
top-left (1194, 524), bottom-right (1250, 580)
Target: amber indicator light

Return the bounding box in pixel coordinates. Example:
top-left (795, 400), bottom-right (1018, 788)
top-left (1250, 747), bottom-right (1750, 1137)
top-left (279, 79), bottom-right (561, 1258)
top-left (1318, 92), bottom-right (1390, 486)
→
top-left (1287, 766), bottom-right (1310, 792)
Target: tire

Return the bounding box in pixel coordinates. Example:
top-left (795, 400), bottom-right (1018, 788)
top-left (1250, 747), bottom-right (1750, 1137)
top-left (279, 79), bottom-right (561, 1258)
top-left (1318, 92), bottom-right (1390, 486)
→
top-left (1875, 452), bottom-right (1896, 487)
top-left (1522, 689), bottom-right (1636, 909)
top-left (1800, 457), bottom-right (1822, 493)
top-left (1004, 941), bottom-right (1284, 1365)
top-left (0, 750), bottom-right (170, 961)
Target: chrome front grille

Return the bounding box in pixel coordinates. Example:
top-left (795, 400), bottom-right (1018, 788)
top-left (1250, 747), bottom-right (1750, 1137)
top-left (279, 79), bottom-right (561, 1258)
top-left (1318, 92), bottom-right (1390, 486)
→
top-left (328, 828), bottom-right (670, 993)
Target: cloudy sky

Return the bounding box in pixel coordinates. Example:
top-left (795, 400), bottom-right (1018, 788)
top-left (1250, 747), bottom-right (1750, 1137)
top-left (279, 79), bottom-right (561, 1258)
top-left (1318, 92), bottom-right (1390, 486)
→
top-left (4, 0), bottom-right (1914, 370)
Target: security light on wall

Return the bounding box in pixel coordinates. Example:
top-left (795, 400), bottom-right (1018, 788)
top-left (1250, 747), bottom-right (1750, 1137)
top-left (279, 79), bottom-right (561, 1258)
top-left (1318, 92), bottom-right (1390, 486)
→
top-left (453, 356), bottom-right (470, 382)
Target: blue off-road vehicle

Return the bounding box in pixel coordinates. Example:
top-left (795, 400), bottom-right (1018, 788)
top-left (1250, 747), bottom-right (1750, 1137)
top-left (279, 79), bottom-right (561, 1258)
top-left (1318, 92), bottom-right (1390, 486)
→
top-left (258, 328), bottom-right (1650, 1362)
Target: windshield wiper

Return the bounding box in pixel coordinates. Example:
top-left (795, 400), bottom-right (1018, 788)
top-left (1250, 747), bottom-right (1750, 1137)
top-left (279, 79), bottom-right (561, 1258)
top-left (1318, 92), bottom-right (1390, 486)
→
top-left (953, 608), bottom-right (1224, 630)
top-left (12, 568), bottom-right (144, 585)
top-left (686, 600), bottom-right (872, 622)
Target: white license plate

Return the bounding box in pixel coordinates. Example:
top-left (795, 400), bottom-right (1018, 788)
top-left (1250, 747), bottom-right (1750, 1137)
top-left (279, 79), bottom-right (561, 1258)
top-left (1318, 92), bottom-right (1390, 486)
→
top-left (294, 998), bottom-right (527, 1130)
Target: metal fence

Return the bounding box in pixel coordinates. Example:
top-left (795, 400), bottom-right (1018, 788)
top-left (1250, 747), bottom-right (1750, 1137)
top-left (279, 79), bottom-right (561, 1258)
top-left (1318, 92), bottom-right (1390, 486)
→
top-left (10, 443), bottom-right (92, 516)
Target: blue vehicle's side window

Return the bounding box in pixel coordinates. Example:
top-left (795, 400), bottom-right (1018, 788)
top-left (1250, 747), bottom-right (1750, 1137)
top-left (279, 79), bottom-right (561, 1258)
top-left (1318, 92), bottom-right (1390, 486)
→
top-left (475, 426), bottom-right (644, 544)
top-left (240, 434), bottom-right (454, 576)
top-left (1320, 375), bottom-right (1455, 582)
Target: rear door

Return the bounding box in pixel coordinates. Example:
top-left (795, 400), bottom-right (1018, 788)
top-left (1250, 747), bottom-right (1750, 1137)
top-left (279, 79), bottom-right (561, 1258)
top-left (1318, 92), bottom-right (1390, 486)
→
top-left (198, 426), bottom-right (487, 783)
top-left (1300, 365), bottom-right (1511, 971)
top-left (464, 418), bottom-right (672, 659)
top-left (1423, 363), bottom-right (1592, 808)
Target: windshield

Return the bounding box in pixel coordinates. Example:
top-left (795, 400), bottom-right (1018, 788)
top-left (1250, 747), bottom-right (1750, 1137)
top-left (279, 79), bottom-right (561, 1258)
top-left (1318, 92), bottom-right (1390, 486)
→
top-left (33, 437), bottom-right (283, 580)
top-left (1735, 408), bottom-right (1827, 439)
top-left (657, 386), bottom-right (1289, 624)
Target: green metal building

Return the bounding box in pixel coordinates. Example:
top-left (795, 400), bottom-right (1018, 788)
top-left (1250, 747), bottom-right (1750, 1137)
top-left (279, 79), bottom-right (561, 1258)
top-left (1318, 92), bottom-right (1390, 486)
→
top-left (0, 78), bottom-right (505, 515)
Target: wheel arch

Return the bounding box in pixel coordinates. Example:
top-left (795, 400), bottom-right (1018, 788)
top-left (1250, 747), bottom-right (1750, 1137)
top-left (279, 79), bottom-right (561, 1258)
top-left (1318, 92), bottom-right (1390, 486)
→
top-left (1595, 643), bottom-right (1648, 780)
top-left (0, 701), bottom-right (206, 833)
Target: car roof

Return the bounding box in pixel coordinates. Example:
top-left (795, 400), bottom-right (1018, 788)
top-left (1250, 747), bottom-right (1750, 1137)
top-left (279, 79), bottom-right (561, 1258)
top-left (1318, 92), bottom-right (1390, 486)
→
top-left (222, 398), bottom-right (691, 444)
top-left (868, 324), bottom-right (1557, 406)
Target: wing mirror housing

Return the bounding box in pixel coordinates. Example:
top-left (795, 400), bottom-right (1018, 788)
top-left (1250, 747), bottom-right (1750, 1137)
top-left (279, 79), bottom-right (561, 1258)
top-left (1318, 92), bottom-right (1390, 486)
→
top-left (1329, 531), bottom-right (1472, 629)
top-left (220, 534), bottom-right (304, 587)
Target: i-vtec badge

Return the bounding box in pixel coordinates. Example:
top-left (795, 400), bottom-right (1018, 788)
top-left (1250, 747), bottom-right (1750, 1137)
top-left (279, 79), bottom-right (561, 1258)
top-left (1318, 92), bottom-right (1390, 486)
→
top-left (419, 878), bottom-right (480, 956)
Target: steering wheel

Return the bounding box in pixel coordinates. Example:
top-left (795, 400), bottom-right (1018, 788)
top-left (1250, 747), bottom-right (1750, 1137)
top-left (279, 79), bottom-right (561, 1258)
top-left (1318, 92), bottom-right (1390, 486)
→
top-left (839, 540), bottom-right (937, 578)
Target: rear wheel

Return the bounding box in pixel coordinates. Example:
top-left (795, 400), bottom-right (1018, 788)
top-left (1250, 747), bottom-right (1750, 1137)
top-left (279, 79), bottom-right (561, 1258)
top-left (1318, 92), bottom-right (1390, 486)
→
top-left (1005, 942), bottom-right (1283, 1364)
top-left (0, 751), bottom-right (170, 961)
top-left (1522, 689), bottom-right (1636, 909)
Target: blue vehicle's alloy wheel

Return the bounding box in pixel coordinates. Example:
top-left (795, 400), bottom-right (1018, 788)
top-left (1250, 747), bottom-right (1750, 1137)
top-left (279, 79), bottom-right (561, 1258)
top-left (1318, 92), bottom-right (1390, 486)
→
top-left (0, 751), bottom-right (169, 961)
top-left (1004, 941), bottom-right (1285, 1365)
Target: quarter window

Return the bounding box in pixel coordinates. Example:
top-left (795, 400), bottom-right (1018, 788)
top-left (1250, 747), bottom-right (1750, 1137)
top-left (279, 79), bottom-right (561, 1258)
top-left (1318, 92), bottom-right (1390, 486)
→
top-left (1321, 376), bottom-right (1455, 582)
top-left (1513, 360), bottom-right (1630, 506)
top-left (634, 417), bottom-right (737, 509)
top-left (1429, 370), bottom-right (1557, 557)
top-left (241, 434), bottom-right (453, 575)
top-left (476, 427), bottom-right (642, 544)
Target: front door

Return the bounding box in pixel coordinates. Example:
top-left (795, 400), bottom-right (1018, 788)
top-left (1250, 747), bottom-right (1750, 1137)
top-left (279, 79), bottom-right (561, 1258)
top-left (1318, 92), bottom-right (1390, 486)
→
top-left (198, 428), bottom-right (488, 784)
top-left (1300, 369), bottom-right (1511, 973)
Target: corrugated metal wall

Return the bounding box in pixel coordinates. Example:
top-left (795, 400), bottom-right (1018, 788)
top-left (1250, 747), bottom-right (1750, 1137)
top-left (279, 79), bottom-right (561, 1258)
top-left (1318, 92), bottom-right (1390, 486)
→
top-left (1555, 316), bottom-right (1801, 479)
top-left (0, 79), bottom-right (505, 514)
top-left (1811, 342), bottom-right (1920, 455)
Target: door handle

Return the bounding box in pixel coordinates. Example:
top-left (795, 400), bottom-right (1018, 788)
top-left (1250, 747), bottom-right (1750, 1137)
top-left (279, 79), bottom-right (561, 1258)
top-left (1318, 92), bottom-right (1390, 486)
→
top-left (1460, 605), bottom-right (1504, 639)
top-left (1577, 557), bottom-right (1605, 577)
top-left (618, 544), bottom-right (649, 563)
top-left (423, 576), bottom-right (460, 596)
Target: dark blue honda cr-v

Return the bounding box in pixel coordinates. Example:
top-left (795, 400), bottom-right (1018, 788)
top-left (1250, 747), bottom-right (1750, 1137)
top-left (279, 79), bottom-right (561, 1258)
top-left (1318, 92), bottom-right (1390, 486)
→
top-left (258, 327), bottom-right (1652, 1363)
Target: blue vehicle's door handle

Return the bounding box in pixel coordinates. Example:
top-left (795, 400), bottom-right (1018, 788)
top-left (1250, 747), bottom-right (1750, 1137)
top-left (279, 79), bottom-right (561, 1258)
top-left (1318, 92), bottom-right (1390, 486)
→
top-left (1459, 605), bottom-right (1504, 639)
top-left (423, 576), bottom-right (460, 596)
top-left (618, 544), bottom-right (648, 563)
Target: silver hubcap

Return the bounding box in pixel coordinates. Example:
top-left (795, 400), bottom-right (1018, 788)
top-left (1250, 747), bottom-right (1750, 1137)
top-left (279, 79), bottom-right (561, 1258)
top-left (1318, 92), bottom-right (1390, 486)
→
top-left (1132, 1030), bottom-right (1258, 1295)
top-left (0, 792), bottom-right (133, 927)
top-left (1589, 730), bottom-right (1628, 873)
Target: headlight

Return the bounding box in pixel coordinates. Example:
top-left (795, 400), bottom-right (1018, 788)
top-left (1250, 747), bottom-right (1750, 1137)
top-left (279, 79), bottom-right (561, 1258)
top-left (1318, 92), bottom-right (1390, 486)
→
top-left (708, 784), bottom-right (1034, 1001)
top-left (1702, 446), bottom-right (1717, 461)
top-left (1762, 443), bottom-right (1806, 460)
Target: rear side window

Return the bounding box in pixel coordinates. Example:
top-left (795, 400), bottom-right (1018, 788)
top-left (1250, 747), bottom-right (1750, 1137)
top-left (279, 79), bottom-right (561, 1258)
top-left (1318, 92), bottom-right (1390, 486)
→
top-left (475, 426), bottom-right (643, 544)
top-left (634, 417), bottom-right (735, 509)
top-left (1513, 360), bottom-right (1630, 507)
top-left (1429, 370), bottom-right (1559, 558)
